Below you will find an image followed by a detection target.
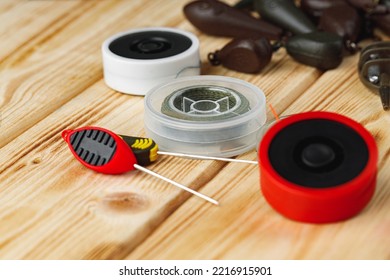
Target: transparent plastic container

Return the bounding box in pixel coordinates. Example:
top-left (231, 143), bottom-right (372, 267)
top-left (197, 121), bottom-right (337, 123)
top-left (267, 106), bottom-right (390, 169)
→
top-left (144, 76), bottom-right (266, 157)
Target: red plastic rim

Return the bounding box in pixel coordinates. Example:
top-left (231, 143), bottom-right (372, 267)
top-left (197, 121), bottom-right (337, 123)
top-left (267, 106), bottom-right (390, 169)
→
top-left (258, 111), bottom-right (378, 223)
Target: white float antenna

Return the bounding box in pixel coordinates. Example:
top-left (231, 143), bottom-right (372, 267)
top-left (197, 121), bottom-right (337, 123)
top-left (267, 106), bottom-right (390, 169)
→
top-left (157, 151), bottom-right (258, 165)
top-left (133, 164), bottom-right (219, 206)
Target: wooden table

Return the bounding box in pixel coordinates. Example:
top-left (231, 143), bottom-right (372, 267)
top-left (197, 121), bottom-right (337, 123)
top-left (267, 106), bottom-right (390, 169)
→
top-left (0, 0), bottom-right (389, 260)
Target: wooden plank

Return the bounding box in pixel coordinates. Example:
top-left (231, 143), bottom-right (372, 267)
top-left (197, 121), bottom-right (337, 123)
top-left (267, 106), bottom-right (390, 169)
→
top-left (0, 0), bottom-right (22, 14)
top-left (0, 78), bottom-right (228, 259)
top-left (0, 0), bottom-right (189, 148)
top-left (0, 54), bottom-right (320, 259)
top-left (3, 0), bottom-right (387, 261)
top-left (0, 1), bottom-right (321, 258)
top-left (0, 0), bottom-right (90, 63)
top-left (127, 55), bottom-right (390, 260)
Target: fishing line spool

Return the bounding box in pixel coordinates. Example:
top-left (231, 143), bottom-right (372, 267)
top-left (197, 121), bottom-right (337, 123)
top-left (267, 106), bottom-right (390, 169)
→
top-left (102, 27), bottom-right (200, 95)
top-left (258, 111), bottom-right (378, 223)
top-left (144, 76), bottom-right (267, 157)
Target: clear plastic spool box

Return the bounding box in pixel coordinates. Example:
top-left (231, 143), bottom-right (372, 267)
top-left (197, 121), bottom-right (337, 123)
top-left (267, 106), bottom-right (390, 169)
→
top-left (144, 76), bottom-right (267, 157)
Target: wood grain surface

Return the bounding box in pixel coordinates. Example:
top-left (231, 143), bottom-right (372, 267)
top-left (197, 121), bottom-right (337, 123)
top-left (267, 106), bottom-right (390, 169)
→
top-left (0, 0), bottom-right (389, 260)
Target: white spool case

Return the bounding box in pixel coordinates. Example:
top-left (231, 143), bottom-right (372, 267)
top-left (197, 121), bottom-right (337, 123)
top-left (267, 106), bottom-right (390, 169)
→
top-left (102, 27), bottom-right (200, 95)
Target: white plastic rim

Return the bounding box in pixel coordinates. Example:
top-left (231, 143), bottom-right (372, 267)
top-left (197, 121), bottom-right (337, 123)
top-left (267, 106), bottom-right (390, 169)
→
top-left (144, 76), bottom-right (267, 157)
top-left (102, 27), bottom-right (200, 96)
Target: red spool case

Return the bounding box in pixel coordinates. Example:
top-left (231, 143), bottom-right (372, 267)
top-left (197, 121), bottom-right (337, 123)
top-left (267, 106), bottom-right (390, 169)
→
top-left (258, 112), bottom-right (378, 223)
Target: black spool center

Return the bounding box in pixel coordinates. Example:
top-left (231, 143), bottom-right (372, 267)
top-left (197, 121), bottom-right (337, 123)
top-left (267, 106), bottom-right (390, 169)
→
top-left (131, 37), bottom-right (172, 54)
top-left (301, 143), bottom-right (336, 168)
top-left (268, 119), bottom-right (369, 188)
top-left (293, 136), bottom-right (344, 173)
top-left (109, 31), bottom-right (192, 59)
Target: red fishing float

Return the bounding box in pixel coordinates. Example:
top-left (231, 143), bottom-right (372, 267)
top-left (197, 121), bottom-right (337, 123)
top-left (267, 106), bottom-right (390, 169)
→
top-left (258, 111), bottom-right (378, 223)
top-left (61, 126), bottom-right (219, 205)
top-left (62, 126), bottom-right (158, 174)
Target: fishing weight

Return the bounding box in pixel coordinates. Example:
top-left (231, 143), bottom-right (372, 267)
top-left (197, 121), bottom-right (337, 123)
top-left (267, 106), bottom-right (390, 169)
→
top-left (207, 31), bottom-right (343, 72)
top-left (347, 0), bottom-right (390, 14)
top-left (184, 0), bottom-right (390, 73)
top-left (253, 0), bottom-right (317, 35)
top-left (318, 2), bottom-right (362, 53)
top-left (208, 37), bottom-right (274, 73)
top-left (285, 32), bottom-right (344, 70)
top-left (372, 13), bottom-right (390, 36)
top-left (301, 0), bottom-right (346, 20)
top-left (183, 0), bottom-right (283, 40)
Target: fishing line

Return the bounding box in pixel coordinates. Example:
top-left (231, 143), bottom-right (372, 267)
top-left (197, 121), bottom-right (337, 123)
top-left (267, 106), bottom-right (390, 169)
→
top-left (144, 75), bottom-right (267, 157)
